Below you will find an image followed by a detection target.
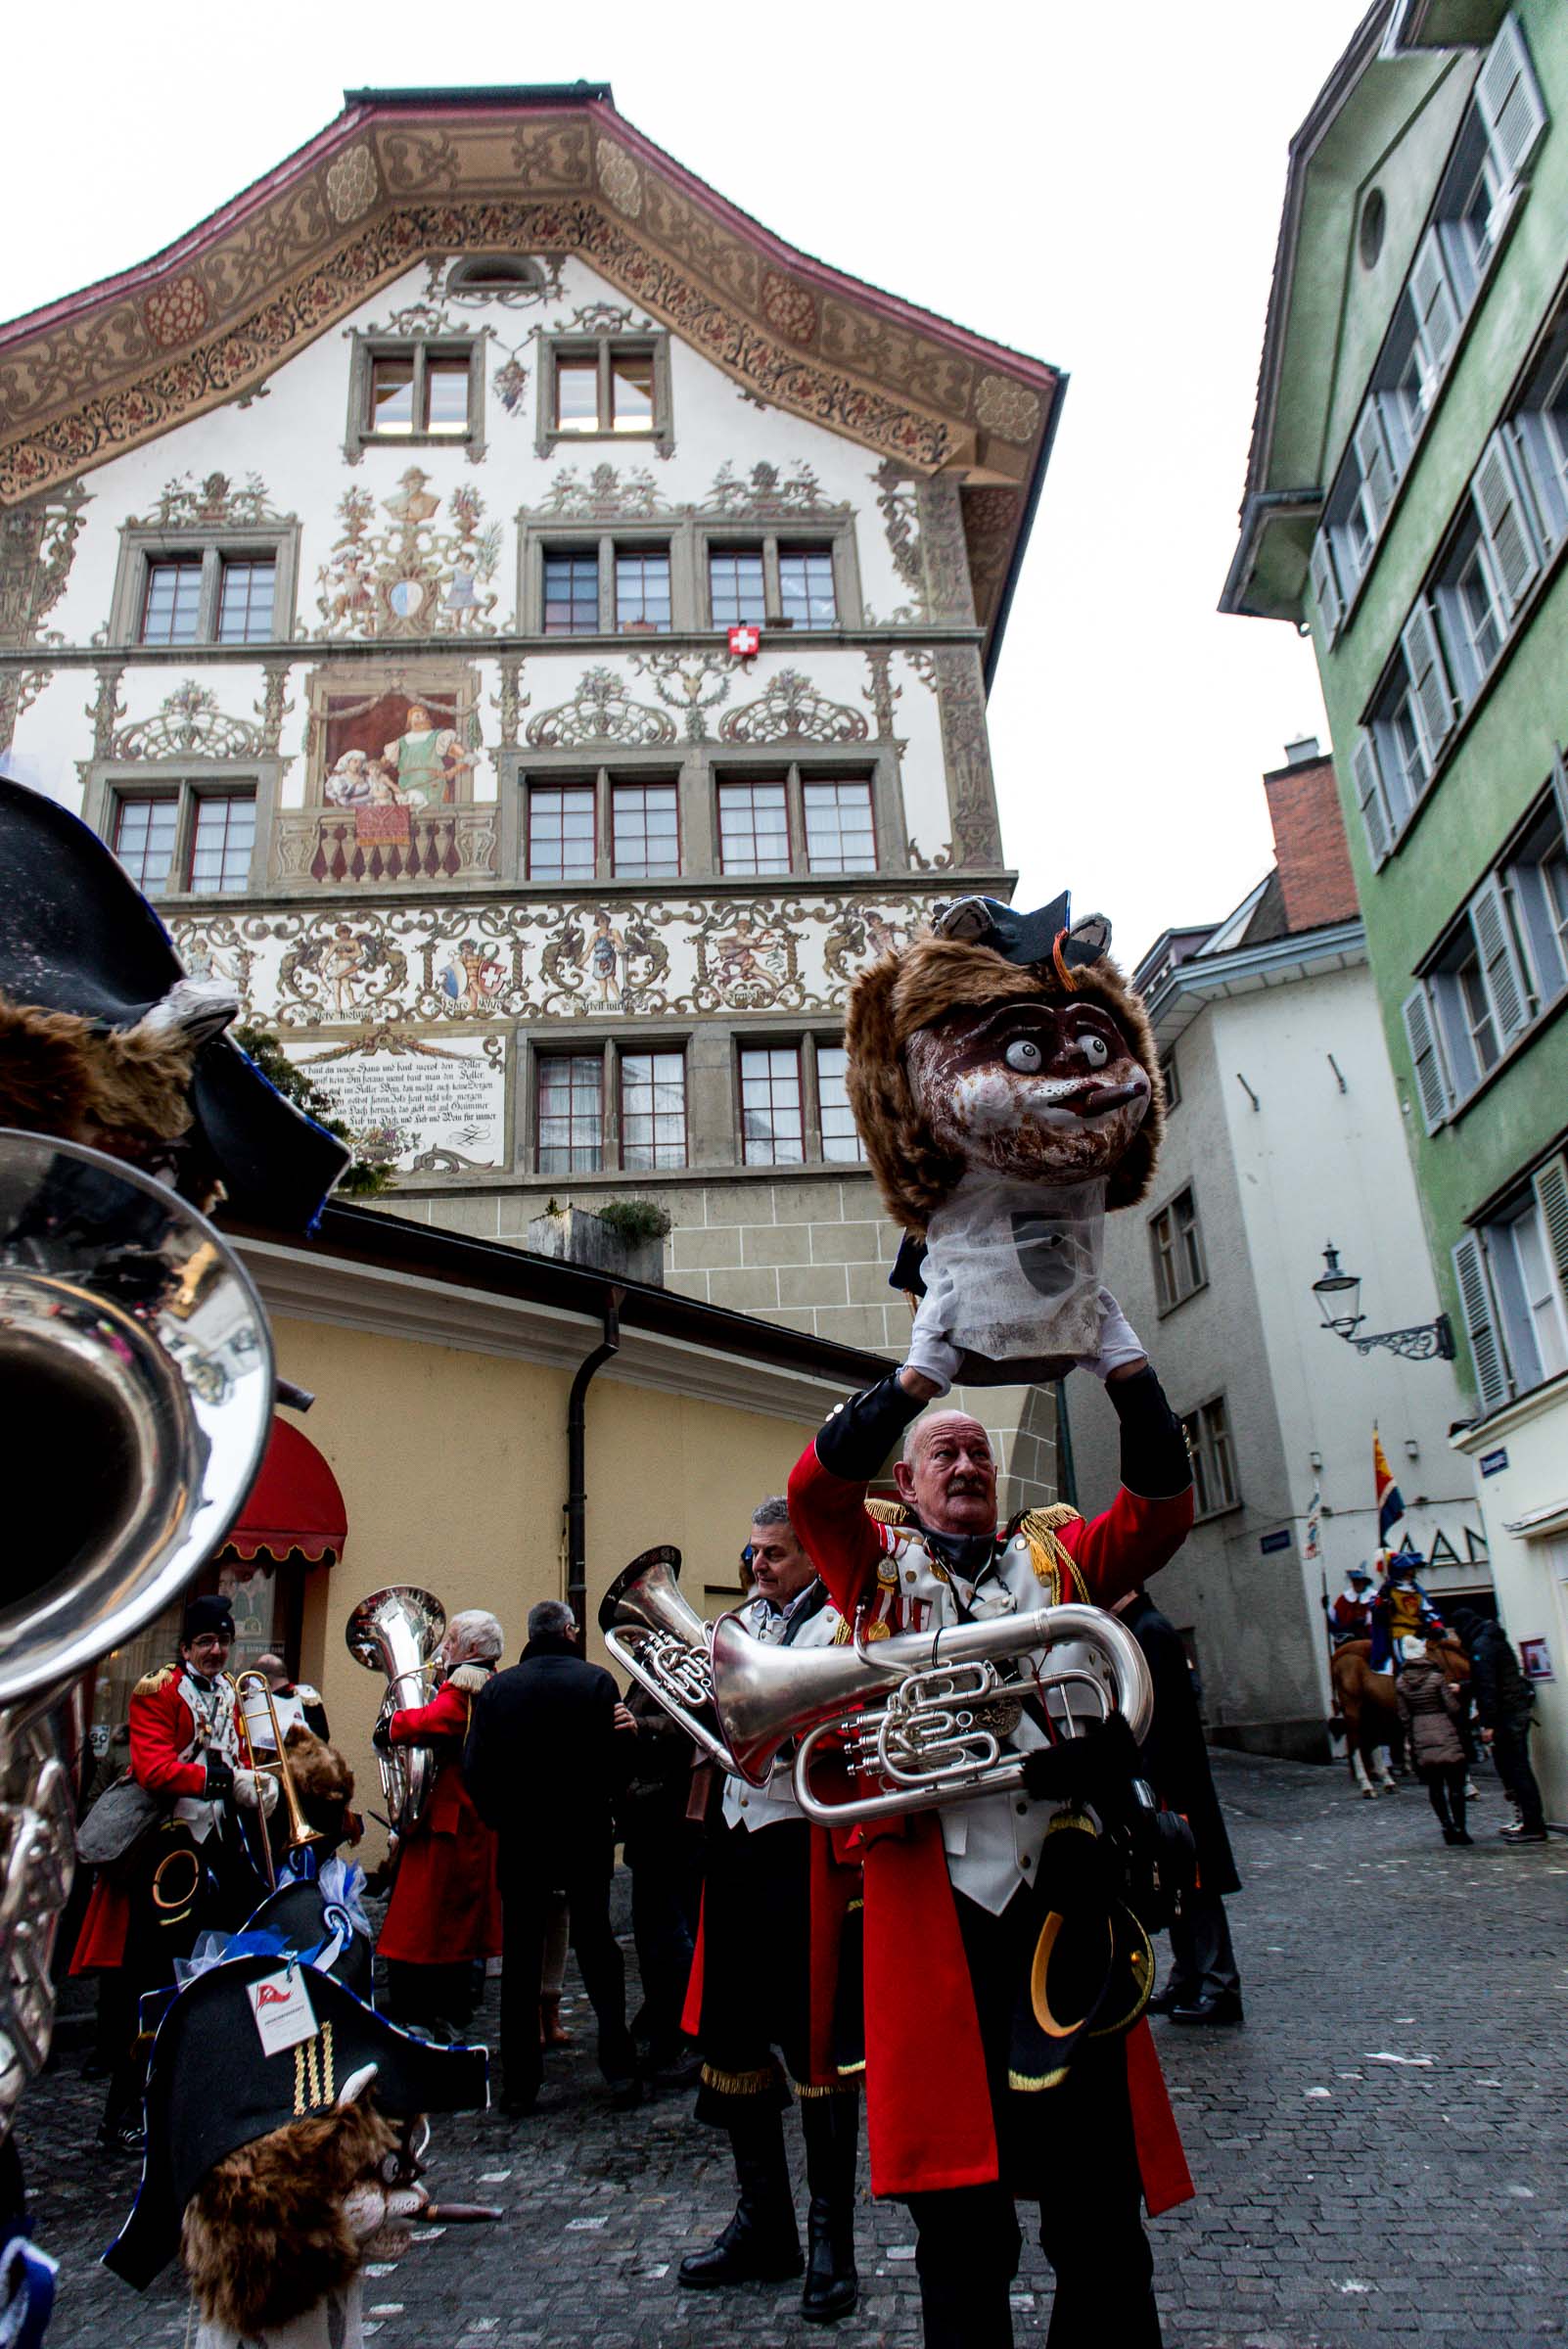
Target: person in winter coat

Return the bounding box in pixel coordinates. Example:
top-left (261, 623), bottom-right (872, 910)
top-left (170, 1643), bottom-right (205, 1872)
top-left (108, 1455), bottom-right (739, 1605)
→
top-left (1395, 1635), bottom-right (1470, 1845)
top-left (1116, 1588), bottom-right (1243, 2025)
top-left (1451, 1609), bottom-right (1549, 1842)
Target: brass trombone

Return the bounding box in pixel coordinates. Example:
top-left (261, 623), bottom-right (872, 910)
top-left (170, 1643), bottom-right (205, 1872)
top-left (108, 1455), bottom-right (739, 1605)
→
top-left (226, 1670), bottom-right (325, 1891)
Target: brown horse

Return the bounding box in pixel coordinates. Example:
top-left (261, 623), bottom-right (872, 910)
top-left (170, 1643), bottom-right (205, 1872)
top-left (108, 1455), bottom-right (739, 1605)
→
top-left (1329, 1635), bottom-right (1470, 1798)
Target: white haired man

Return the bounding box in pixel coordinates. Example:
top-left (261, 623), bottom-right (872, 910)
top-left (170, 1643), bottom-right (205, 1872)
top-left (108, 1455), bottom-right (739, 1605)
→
top-left (376, 1607), bottom-right (504, 2036)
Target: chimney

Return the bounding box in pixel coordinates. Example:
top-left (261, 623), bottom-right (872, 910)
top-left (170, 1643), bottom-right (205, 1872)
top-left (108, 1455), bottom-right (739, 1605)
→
top-left (1262, 743), bottom-right (1360, 933)
top-left (1283, 735), bottom-right (1320, 765)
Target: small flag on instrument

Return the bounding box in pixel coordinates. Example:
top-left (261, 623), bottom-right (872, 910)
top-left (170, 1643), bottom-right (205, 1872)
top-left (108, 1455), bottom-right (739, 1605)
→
top-left (1373, 1426), bottom-right (1405, 1544)
top-left (1305, 1484), bottom-right (1321, 1561)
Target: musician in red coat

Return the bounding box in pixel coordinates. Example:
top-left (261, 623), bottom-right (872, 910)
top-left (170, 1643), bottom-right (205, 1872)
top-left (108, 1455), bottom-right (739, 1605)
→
top-left (786, 1317), bottom-right (1196, 2349)
top-left (376, 1607), bottom-right (504, 2034)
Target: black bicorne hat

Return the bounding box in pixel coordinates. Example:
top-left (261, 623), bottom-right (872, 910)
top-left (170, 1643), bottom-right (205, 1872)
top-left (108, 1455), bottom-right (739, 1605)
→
top-left (0, 777), bottom-right (347, 1230)
top-left (104, 1953), bottom-right (487, 2291)
top-left (240, 1873), bottom-right (374, 2002)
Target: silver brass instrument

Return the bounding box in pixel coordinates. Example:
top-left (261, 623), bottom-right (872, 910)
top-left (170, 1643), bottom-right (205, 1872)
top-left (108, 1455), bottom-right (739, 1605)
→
top-left (598, 1545), bottom-right (737, 1773)
top-left (711, 1600), bottom-right (1153, 1827)
top-left (0, 1130), bottom-right (275, 2139)
top-left (227, 1670), bottom-right (326, 1891)
top-left (345, 1586), bottom-right (446, 1836)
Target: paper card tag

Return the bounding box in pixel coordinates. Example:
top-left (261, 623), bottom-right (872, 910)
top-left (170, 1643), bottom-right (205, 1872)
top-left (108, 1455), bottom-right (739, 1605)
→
top-left (248, 1966), bottom-right (317, 2056)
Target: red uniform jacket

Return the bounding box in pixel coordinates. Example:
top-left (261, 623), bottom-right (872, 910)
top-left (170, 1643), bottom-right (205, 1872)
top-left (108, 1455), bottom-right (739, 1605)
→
top-left (71, 1666), bottom-right (234, 1973)
top-left (786, 1436), bottom-right (1196, 2213)
top-left (378, 1679), bottom-right (502, 1966)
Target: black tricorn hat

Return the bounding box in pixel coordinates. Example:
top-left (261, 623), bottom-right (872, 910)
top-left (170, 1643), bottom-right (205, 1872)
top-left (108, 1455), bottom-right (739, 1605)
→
top-left (104, 1953), bottom-right (487, 2290)
top-left (0, 777), bottom-right (346, 1230)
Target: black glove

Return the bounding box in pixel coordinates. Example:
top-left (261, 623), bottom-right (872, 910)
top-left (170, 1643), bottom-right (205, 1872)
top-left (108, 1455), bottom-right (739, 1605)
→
top-left (371, 1720), bottom-right (392, 1755)
top-left (1020, 1711), bottom-right (1140, 1809)
top-left (202, 1755), bottom-right (234, 1800)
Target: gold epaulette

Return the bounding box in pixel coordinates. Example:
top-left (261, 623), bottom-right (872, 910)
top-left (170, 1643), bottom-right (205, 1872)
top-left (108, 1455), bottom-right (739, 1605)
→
top-left (864, 1497), bottom-right (908, 1526)
top-left (133, 1665), bottom-right (176, 1698)
top-left (1018, 1504), bottom-right (1083, 1537)
top-left (1009, 1508), bottom-right (1089, 1606)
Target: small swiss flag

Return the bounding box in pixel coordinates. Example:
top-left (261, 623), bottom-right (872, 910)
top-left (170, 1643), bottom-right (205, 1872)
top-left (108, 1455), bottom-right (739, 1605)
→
top-left (728, 624), bottom-right (761, 658)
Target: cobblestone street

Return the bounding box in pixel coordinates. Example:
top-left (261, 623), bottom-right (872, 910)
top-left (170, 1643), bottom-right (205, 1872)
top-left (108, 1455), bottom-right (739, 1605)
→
top-left (23, 1750), bottom-right (1568, 2348)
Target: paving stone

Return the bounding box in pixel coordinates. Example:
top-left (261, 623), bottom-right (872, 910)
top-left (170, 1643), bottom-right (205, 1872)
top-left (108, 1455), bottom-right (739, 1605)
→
top-left (19, 1750), bottom-right (1568, 2344)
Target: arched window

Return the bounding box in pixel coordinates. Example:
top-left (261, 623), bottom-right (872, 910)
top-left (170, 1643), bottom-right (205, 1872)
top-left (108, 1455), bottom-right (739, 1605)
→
top-left (447, 255), bottom-right (545, 294)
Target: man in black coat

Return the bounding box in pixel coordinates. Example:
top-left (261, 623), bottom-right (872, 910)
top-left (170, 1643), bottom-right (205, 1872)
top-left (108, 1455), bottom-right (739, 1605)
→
top-left (464, 1599), bottom-right (640, 2113)
top-left (1116, 1587), bottom-right (1244, 2026)
top-left (1451, 1609), bottom-right (1549, 1842)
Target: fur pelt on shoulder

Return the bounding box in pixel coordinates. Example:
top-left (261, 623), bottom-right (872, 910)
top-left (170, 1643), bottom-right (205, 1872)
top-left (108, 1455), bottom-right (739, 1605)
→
top-left (181, 2095), bottom-right (395, 2335)
top-left (0, 991), bottom-right (197, 1149)
top-left (845, 935), bottom-right (1164, 1235)
top-left (283, 1724), bottom-right (355, 1808)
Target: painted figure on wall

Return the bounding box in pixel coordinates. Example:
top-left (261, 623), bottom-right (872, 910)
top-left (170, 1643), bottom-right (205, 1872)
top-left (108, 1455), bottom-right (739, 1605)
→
top-left (384, 702), bottom-right (471, 806)
top-left (316, 688), bottom-right (475, 811)
top-left (581, 910), bottom-right (627, 1007)
top-left (440, 939), bottom-right (506, 1014)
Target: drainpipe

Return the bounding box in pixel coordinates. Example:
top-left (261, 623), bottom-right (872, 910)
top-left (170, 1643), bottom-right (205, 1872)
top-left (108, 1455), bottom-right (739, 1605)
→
top-left (564, 1287), bottom-right (623, 1629)
top-left (1053, 1376), bottom-right (1079, 1512)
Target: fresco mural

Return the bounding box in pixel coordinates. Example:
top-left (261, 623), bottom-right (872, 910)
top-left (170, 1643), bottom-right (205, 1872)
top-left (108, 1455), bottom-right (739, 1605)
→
top-left (315, 471), bottom-right (502, 638)
top-left (281, 1030), bottom-right (508, 1174)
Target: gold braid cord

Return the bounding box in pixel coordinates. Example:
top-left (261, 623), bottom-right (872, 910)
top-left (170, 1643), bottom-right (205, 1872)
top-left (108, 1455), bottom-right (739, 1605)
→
top-left (1014, 1508), bottom-right (1088, 1606)
top-left (700, 2060), bottom-right (785, 2098)
top-left (863, 1497), bottom-right (908, 1527)
top-left (294, 2023), bottom-right (336, 2114)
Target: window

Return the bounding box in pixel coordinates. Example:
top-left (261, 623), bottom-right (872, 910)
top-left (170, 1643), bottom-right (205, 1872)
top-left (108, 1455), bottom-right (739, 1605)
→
top-left (356, 341), bottom-right (480, 446)
top-left (778, 546), bottom-right (838, 627)
top-left (112, 786), bottom-right (256, 897)
top-left (1513, 316), bottom-right (1568, 546)
top-left (740, 1045), bottom-right (805, 1166)
top-left (615, 545), bottom-right (671, 633)
top-left (216, 557), bottom-right (276, 645)
top-left (1180, 1397), bottom-right (1238, 1519)
top-left (1453, 1157), bottom-right (1568, 1412)
top-left (611, 781), bottom-right (679, 878)
top-left (534, 1046), bottom-right (688, 1174)
top-left (446, 254), bottom-right (546, 295)
top-left (718, 778), bottom-right (790, 876)
top-left (528, 785), bottom-right (596, 882)
top-left (621, 1051), bottom-right (686, 1172)
top-left (710, 546), bottom-right (766, 626)
top-left (542, 550), bottom-right (600, 636)
top-left (802, 778), bottom-right (875, 874)
top-left (816, 1044), bottom-right (862, 1164)
top-left (538, 334), bottom-right (670, 455)
top-left (141, 558), bottom-right (204, 645)
top-left (1352, 606), bottom-right (1454, 861)
top-left (1160, 1050), bottom-right (1180, 1114)
top-left (1433, 518), bottom-right (1506, 698)
top-left (1150, 1187), bottom-right (1206, 1313)
top-left (537, 1055), bottom-right (605, 1174)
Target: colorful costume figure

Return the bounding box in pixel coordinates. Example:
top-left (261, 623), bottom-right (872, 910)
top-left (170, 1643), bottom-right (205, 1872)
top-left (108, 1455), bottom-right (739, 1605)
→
top-left (1371, 1556), bottom-right (1441, 1670)
top-left (376, 1665), bottom-right (502, 2031)
top-left (787, 1364), bottom-right (1196, 2349)
top-left (72, 1596), bottom-right (275, 2153)
top-left (678, 1574), bottom-right (862, 2322)
top-left (845, 894), bottom-right (1162, 1390)
top-left (103, 1950), bottom-right (486, 2348)
top-left (1327, 1569), bottom-right (1375, 1647)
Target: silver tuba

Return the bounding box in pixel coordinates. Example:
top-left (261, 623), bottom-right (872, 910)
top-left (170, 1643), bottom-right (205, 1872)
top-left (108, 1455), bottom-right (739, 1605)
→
top-left (345, 1587), bottom-right (446, 1836)
top-left (711, 1600), bottom-right (1153, 1827)
top-left (598, 1546), bottom-right (737, 1773)
top-left (0, 1129), bottom-right (275, 2140)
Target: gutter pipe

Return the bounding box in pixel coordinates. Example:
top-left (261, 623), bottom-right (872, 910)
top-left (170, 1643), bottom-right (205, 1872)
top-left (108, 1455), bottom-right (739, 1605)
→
top-left (564, 1288), bottom-right (623, 1629)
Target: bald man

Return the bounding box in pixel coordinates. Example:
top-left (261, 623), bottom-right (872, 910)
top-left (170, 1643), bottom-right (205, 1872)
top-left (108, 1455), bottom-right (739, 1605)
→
top-left (786, 1307), bottom-right (1195, 2349)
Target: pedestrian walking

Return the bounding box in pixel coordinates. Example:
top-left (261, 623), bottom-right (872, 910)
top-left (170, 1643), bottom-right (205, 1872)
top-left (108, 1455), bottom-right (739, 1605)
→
top-left (1395, 1635), bottom-right (1471, 1845)
top-left (463, 1599), bottom-right (640, 2116)
top-left (1451, 1609), bottom-right (1549, 1843)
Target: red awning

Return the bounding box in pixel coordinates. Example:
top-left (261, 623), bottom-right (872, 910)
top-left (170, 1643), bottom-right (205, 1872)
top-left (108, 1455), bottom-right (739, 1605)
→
top-left (225, 1416), bottom-right (347, 1566)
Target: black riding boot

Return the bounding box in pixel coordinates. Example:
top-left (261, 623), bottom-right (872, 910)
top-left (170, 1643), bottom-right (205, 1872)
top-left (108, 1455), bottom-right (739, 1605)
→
top-left (800, 2092), bottom-right (859, 2322)
top-left (678, 2106), bottom-right (802, 2287)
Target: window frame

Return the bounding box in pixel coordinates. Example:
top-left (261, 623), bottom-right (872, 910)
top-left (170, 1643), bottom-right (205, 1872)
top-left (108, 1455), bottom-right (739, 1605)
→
top-left (735, 1034), bottom-right (858, 1169)
top-left (1149, 1184), bottom-right (1207, 1315)
top-left (344, 334), bottom-right (487, 463)
top-left (530, 1039), bottom-right (689, 1176)
top-left (713, 760), bottom-right (880, 878)
top-left (1453, 1154), bottom-right (1568, 1413)
top-left (701, 531), bottom-right (853, 631)
top-left (519, 763), bottom-right (684, 884)
top-left (535, 331), bottom-right (673, 460)
top-left (110, 525), bottom-right (300, 649)
top-left (102, 773), bottom-right (262, 899)
top-left (1179, 1395), bottom-right (1240, 1522)
top-left (517, 510), bottom-right (862, 635)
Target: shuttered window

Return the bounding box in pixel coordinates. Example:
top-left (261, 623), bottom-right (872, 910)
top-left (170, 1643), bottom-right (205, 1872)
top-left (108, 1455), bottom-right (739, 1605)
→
top-left (1471, 428), bottom-right (1543, 620)
top-left (1452, 1233), bottom-right (1510, 1413)
top-left (1310, 532), bottom-right (1343, 639)
top-left (1400, 602), bottom-right (1454, 766)
top-left (1469, 872), bottom-right (1531, 1048)
top-left (1401, 986), bottom-right (1452, 1133)
top-left (1476, 14), bottom-right (1547, 192)
top-left (1353, 735), bottom-right (1393, 864)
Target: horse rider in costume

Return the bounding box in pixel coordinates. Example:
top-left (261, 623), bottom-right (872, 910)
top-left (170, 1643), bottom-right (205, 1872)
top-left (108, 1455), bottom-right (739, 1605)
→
top-left (1327, 1565), bottom-right (1376, 1647)
top-left (678, 1497), bottom-right (862, 2324)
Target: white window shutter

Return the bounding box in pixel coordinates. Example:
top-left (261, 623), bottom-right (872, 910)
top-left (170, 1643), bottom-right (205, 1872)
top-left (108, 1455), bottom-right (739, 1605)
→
top-left (1468, 872), bottom-right (1530, 1043)
top-left (1409, 230), bottom-right (1460, 391)
top-left (1401, 601), bottom-right (1454, 766)
top-left (1552, 746), bottom-right (1568, 831)
top-left (1533, 1154), bottom-right (1568, 1315)
top-left (1353, 734), bottom-right (1392, 862)
top-left (1353, 401), bottom-right (1395, 529)
top-left (1310, 530), bottom-right (1343, 636)
top-left (1477, 15), bottom-right (1548, 189)
top-left (1472, 428), bottom-right (1542, 617)
top-left (1453, 1232), bottom-right (1511, 1412)
top-left (1401, 984), bottom-right (1452, 1131)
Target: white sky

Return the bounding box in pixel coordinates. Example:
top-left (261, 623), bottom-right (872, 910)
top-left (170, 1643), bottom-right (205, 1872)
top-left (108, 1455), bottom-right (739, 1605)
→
top-left (5, 0), bottom-right (1363, 963)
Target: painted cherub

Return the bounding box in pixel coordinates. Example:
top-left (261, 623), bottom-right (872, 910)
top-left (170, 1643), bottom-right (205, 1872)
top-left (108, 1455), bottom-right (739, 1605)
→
top-left (845, 893), bottom-right (1163, 1391)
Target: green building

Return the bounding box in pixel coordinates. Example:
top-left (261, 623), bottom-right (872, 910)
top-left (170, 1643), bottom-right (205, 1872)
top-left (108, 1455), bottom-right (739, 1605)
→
top-left (1222, 2), bottom-right (1568, 1823)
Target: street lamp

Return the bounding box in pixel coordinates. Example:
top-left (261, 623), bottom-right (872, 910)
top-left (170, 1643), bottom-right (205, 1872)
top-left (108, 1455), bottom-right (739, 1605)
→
top-left (1311, 1243), bottom-right (1455, 1362)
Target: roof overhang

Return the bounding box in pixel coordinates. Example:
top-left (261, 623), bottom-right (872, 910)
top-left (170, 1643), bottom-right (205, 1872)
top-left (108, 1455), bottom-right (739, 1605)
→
top-left (0, 86), bottom-right (1063, 672)
top-left (1141, 919), bottom-right (1366, 1051)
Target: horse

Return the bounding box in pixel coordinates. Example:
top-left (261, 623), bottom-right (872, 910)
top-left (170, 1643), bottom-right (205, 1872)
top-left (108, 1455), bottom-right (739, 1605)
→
top-left (1328, 1635), bottom-right (1470, 1798)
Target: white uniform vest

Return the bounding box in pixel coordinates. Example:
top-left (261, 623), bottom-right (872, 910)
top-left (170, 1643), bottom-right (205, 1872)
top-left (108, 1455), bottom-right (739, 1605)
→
top-left (721, 1586), bottom-right (843, 1834)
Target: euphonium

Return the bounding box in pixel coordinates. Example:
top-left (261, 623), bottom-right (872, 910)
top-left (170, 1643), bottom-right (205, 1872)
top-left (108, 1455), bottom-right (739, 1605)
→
top-left (710, 1600), bottom-right (1153, 1827)
top-left (345, 1586), bottom-right (445, 1837)
top-left (598, 1545), bottom-right (737, 1773)
top-left (0, 1130), bottom-right (275, 2141)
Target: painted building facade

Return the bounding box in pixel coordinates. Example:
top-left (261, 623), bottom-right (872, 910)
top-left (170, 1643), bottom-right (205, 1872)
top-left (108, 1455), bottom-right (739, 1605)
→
top-left (1222, 5), bottom-right (1568, 1817)
top-left (0, 84), bottom-right (1066, 1501)
top-left (1064, 747), bottom-right (1487, 1759)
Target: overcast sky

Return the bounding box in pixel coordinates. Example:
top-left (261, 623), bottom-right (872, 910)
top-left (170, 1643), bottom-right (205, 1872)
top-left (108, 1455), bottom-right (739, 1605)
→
top-left (6, 0), bottom-right (1362, 963)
